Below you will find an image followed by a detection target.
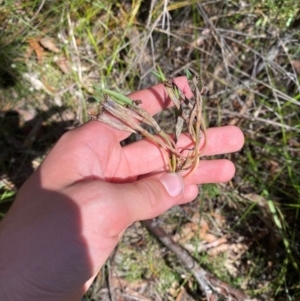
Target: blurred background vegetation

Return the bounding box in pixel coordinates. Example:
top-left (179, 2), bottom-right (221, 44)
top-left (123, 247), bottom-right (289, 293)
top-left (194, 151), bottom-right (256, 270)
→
top-left (0, 0), bottom-right (300, 300)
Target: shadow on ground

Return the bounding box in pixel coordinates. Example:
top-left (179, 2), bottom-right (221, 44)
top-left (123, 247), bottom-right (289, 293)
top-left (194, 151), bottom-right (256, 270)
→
top-left (0, 36), bottom-right (76, 214)
top-left (0, 107), bottom-right (76, 213)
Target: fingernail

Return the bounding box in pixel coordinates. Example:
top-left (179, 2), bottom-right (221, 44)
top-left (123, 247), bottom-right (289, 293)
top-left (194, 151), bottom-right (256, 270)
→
top-left (159, 173), bottom-right (184, 197)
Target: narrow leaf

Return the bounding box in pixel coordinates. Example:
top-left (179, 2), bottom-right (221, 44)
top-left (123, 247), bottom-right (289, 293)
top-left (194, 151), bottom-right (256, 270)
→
top-left (94, 85), bottom-right (134, 105)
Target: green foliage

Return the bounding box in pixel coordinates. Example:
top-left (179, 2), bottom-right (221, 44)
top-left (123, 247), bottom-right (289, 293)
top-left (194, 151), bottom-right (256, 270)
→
top-left (250, 0), bottom-right (299, 27)
top-left (93, 85), bottom-right (134, 105)
top-left (152, 65), bottom-right (167, 82)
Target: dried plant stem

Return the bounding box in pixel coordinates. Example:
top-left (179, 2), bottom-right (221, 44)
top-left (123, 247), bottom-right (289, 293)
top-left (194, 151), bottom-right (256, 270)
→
top-left (182, 77), bottom-right (207, 176)
top-left (90, 71), bottom-right (207, 176)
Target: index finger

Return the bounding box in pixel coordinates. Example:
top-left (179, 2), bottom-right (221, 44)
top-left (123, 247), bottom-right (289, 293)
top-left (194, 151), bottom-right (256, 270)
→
top-left (128, 76), bottom-right (193, 115)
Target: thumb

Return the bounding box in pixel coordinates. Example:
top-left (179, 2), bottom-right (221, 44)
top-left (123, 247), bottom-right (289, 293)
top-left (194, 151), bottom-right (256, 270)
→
top-left (123, 173), bottom-right (184, 221)
top-left (102, 173), bottom-right (185, 233)
top-left (70, 173), bottom-right (186, 238)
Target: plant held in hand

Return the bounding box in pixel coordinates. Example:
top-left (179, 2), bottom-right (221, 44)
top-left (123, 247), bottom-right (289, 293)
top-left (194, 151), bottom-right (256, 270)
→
top-left (89, 68), bottom-right (207, 176)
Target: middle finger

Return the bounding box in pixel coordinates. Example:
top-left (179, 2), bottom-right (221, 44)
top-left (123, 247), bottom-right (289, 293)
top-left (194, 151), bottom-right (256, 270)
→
top-left (122, 125), bottom-right (244, 177)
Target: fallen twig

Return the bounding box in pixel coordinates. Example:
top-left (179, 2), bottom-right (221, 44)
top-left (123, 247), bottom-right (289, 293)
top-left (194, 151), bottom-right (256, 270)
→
top-left (143, 219), bottom-right (251, 301)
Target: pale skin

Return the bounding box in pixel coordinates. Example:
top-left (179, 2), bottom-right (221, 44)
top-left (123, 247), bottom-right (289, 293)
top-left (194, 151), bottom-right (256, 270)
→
top-left (0, 77), bottom-right (244, 300)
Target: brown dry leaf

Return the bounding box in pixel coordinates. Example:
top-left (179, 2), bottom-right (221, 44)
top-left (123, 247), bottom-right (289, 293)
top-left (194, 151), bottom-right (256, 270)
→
top-left (175, 218), bottom-right (213, 245)
top-left (291, 60), bottom-right (300, 74)
top-left (54, 56), bottom-right (71, 74)
top-left (41, 76), bottom-right (57, 94)
top-left (75, 37), bottom-right (82, 46)
top-left (39, 37), bottom-right (60, 53)
top-left (269, 159), bottom-right (279, 174)
top-left (180, 222), bottom-right (197, 242)
top-left (208, 243), bottom-right (230, 256)
top-left (205, 236), bottom-right (228, 249)
top-left (191, 213), bottom-right (210, 232)
top-left (200, 233), bottom-right (218, 243)
top-left (173, 222), bottom-right (197, 243)
top-left (27, 37), bottom-right (45, 63)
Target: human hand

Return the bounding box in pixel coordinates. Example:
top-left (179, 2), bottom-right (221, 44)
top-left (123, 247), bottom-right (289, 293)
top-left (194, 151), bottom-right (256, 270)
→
top-left (0, 77), bottom-right (244, 300)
